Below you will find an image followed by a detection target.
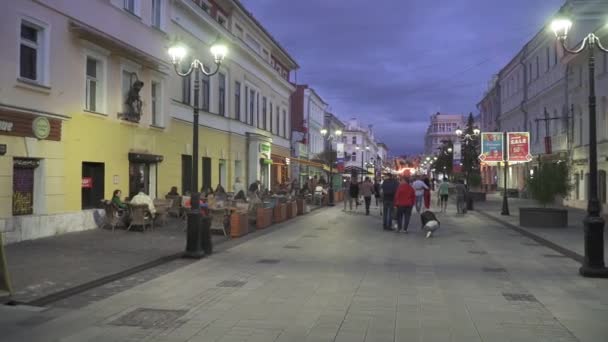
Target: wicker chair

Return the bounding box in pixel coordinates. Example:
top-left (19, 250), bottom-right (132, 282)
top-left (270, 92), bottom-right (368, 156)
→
top-left (153, 198), bottom-right (172, 226)
top-left (127, 204), bottom-right (154, 232)
top-left (101, 200), bottom-right (125, 232)
top-left (166, 195), bottom-right (182, 218)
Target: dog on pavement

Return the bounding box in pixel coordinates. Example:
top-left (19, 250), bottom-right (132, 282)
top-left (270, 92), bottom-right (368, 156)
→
top-left (420, 210), bottom-right (440, 238)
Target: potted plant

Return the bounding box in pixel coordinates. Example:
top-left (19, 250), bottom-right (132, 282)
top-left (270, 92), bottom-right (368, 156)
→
top-left (520, 161), bottom-right (571, 228)
top-left (230, 211), bottom-right (249, 238)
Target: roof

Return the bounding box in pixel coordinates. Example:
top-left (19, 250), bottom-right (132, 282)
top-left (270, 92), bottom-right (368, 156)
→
top-left (232, 0), bottom-right (299, 69)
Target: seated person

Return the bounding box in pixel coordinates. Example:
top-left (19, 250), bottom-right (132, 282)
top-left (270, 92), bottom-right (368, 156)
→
top-left (234, 190), bottom-right (247, 201)
top-left (130, 186), bottom-right (156, 216)
top-left (112, 189), bottom-right (128, 210)
top-left (214, 184), bottom-right (228, 202)
top-left (167, 186), bottom-right (180, 197)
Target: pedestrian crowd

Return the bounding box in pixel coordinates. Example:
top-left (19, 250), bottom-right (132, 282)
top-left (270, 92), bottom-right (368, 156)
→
top-left (342, 173), bottom-right (468, 238)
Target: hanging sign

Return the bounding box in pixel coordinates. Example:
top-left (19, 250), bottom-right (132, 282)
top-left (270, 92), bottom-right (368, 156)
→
top-left (479, 132), bottom-right (504, 162)
top-left (453, 140), bottom-right (462, 172)
top-left (507, 132), bottom-right (532, 162)
top-left (82, 177), bottom-right (93, 189)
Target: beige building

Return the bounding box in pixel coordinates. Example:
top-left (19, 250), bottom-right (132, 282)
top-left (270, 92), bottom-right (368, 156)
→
top-left (0, 0), bottom-right (297, 244)
top-left (424, 112), bottom-right (466, 155)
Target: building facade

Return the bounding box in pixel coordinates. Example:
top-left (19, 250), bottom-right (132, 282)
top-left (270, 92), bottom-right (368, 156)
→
top-left (477, 76), bottom-right (501, 191)
top-left (424, 113), bottom-right (466, 155)
top-left (342, 118), bottom-right (385, 179)
top-left (485, 0), bottom-right (608, 209)
top-left (0, 0), bottom-right (297, 243)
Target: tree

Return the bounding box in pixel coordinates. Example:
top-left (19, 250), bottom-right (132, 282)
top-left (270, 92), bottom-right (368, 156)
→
top-left (526, 162), bottom-right (571, 207)
top-left (432, 139), bottom-right (453, 178)
top-left (462, 112), bottom-right (481, 187)
top-left (313, 150), bottom-right (338, 183)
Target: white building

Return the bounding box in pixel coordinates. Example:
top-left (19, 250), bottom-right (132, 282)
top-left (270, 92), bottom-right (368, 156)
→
top-left (424, 113), bottom-right (466, 155)
top-left (342, 118), bottom-right (386, 179)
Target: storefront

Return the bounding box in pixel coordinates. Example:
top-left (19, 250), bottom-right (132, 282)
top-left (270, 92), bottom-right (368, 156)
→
top-left (247, 133), bottom-right (272, 190)
top-left (270, 144), bottom-right (291, 190)
top-left (128, 152), bottom-right (164, 199)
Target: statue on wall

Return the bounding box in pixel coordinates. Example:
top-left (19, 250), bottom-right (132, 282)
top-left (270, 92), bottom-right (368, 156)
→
top-left (123, 79), bottom-right (144, 122)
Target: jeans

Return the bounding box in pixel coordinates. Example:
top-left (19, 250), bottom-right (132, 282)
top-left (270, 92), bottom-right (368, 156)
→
top-left (383, 201), bottom-right (394, 228)
top-left (364, 196), bottom-right (372, 214)
top-left (396, 206), bottom-right (413, 231)
top-left (415, 195), bottom-right (424, 213)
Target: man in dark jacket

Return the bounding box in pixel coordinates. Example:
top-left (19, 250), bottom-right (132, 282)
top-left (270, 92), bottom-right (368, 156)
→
top-left (381, 174), bottom-right (399, 230)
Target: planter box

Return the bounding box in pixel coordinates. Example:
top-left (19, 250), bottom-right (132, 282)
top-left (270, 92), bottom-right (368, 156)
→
top-left (274, 203), bottom-right (287, 223)
top-left (520, 207), bottom-right (568, 228)
top-left (469, 192), bottom-right (486, 202)
top-left (230, 212), bottom-right (249, 238)
top-left (297, 199), bottom-right (304, 215)
top-left (256, 207), bottom-right (273, 229)
top-left (286, 201), bottom-right (297, 219)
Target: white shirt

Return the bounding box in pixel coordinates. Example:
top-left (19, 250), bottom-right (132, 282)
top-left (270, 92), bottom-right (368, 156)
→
top-left (130, 192), bottom-right (156, 214)
top-left (412, 180), bottom-right (429, 197)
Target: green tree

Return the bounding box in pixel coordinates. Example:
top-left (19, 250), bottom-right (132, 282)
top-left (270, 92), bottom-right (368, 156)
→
top-left (462, 112), bottom-right (480, 187)
top-left (526, 162), bottom-right (571, 207)
top-left (432, 139), bottom-right (453, 178)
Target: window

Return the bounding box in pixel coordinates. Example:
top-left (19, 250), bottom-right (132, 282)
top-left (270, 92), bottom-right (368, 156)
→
top-left (352, 152), bottom-right (357, 162)
top-left (217, 14), bottom-right (227, 28)
top-left (218, 73), bottom-right (226, 116)
top-left (249, 89), bottom-right (255, 125)
top-left (262, 97), bottom-right (267, 130)
top-left (554, 45), bottom-right (558, 65)
top-left (579, 112), bottom-right (583, 145)
top-left (276, 105), bottom-right (279, 134)
top-left (283, 109), bottom-right (287, 138)
top-left (352, 136), bottom-right (357, 144)
top-left (151, 0), bottom-right (162, 28)
top-left (82, 162), bottom-right (105, 210)
top-left (85, 57), bottom-right (101, 112)
top-left (20, 21), bottom-right (44, 82)
top-left (536, 56), bottom-right (539, 79)
top-left (124, 0), bottom-right (136, 14)
top-left (122, 70), bottom-right (136, 113)
top-left (245, 34), bottom-right (261, 53)
top-left (235, 81), bottom-right (241, 120)
top-left (151, 81), bottom-right (161, 126)
top-left (181, 67), bottom-right (191, 104)
top-left (13, 159), bottom-right (39, 216)
top-left (201, 72), bottom-right (210, 111)
top-left (269, 102), bottom-right (273, 133)
top-left (528, 63), bottom-right (532, 83)
top-left (234, 24), bottom-right (244, 39)
top-left (256, 93), bottom-right (260, 127)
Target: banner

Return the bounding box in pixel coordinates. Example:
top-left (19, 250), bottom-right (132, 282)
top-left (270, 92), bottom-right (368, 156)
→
top-left (507, 132), bottom-right (532, 162)
top-left (453, 140), bottom-right (462, 172)
top-left (479, 132), bottom-right (504, 162)
top-left (336, 143), bottom-right (344, 155)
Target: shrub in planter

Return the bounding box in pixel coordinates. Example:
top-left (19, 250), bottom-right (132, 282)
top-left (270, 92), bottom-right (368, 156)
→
top-left (520, 162), bottom-right (571, 228)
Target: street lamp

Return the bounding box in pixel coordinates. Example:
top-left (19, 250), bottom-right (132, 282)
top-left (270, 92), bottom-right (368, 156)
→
top-left (551, 17), bottom-right (608, 278)
top-left (455, 126), bottom-right (481, 187)
top-left (321, 128), bottom-right (342, 206)
top-left (168, 41), bottom-right (227, 258)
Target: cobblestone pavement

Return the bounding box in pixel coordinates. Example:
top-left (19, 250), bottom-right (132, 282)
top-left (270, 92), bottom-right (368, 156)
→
top-left (4, 218), bottom-right (228, 303)
top-left (3, 204), bottom-right (608, 342)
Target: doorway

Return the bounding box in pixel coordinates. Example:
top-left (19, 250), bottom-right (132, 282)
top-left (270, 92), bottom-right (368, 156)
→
top-left (219, 159), bottom-right (227, 189)
top-left (82, 162), bottom-right (105, 209)
top-left (129, 162), bottom-right (150, 199)
top-left (182, 155), bottom-right (193, 195)
top-left (202, 157), bottom-right (212, 192)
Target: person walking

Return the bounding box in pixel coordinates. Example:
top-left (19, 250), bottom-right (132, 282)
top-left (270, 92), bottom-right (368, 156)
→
top-left (394, 177), bottom-right (416, 233)
top-left (438, 178), bottom-right (450, 213)
top-left (423, 177), bottom-right (431, 210)
top-left (349, 178), bottom-right (359, 211)
top-left (381, 173), bottom-right (399, 230)
top-left (412, 177), bottom-right (429, 214)
top-left (360, 177), bottom-right (374, 215)
top-left (343, 177), bottom-right (352, 211)
top-left (373, 178), bottom-right (381, 207)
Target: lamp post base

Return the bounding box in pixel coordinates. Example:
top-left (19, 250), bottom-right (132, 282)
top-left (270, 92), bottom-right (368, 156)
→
top-left (184, 212), bottom-right (204, 259)
top-left (500, 195), bottom-right (510, 216)
top-left (580, 215), bottom-right (608, 278)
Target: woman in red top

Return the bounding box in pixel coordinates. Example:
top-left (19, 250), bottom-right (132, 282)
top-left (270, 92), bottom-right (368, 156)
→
top-left (394, 177), bottom-right (416, 232)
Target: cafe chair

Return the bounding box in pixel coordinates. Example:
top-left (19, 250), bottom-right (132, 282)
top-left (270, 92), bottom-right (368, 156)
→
top-left (127, 204), bottom-right (154, 232)
top-left (100, 200), bottom-right (124, 232)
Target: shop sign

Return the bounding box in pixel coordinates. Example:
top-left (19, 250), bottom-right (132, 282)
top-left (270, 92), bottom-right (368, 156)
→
top-left (32, 117), bottom-right (51, 140)
top-left (479, 132), bottom-right (504, 162)
top-left (0, 120), bottom-right (13, 132)
top-left (507, 132), bottom-right (532, 162)
top-left (82, 177), bottom-right (93, 189)
top-left (259, 143), bottom-right (271, 154)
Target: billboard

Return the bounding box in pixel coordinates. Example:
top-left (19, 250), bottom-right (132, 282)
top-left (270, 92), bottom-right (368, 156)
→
top-left (479, 132), bottom-right (504, 162)
top-left (507, 132), bottom-right (532, 162)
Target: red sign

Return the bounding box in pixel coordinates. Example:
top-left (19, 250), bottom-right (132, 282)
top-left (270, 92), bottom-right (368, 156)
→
top-left (82, 177), bottom-right (93, 189)
top-left (507, 132), bottom-right (532, 162)
top-left (544, 136), bottom-right (552, 154)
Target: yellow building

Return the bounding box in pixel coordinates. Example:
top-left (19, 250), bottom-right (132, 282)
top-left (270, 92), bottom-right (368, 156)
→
top-left (0, 0), bottom-right (297, 244)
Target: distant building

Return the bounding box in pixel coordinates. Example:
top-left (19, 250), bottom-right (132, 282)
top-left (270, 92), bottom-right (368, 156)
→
top-left (424, 113), bottom-right (466, 155)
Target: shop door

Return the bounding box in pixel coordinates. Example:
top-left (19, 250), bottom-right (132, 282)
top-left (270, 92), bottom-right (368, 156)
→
top-left (182, 155), bottom-right (192, 195)
top-left (202, 157), bottom-right (212, 192)
top-left (219, 159), bottom-right (226, 189)
top-left (82, 162), bottom-right (105, 209)
top-left (129, 162), bottom-right (150, 199)
top-left (13, 159), bottom-right (38, 216)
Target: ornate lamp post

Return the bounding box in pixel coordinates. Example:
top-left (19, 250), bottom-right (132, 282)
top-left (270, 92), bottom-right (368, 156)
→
top-left (551, 17), bottom-right (608, 277)
top-left (321, 128), bottom-right (342, 206)
top-left (168, 42), bottom-right (227, 258)
top-left (455, 126), bottom-right (481, 186)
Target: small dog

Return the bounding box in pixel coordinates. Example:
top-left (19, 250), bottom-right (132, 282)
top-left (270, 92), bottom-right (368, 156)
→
top-left (420, 210), bottom-right (440, 238)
